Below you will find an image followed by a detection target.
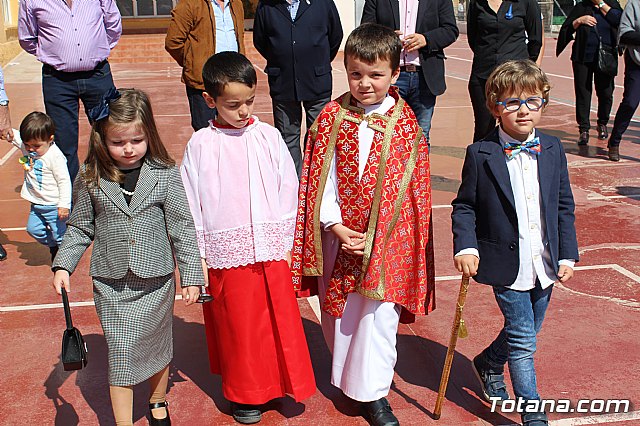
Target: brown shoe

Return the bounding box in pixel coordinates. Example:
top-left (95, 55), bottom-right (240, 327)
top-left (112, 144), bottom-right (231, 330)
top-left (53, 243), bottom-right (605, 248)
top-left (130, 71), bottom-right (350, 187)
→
top-left (608, 145), bottom-right (620, 161)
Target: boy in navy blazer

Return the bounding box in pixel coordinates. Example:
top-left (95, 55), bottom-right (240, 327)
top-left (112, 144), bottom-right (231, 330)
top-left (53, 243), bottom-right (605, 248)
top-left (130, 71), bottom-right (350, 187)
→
top-left (451, 60), bottom-right (579, 426)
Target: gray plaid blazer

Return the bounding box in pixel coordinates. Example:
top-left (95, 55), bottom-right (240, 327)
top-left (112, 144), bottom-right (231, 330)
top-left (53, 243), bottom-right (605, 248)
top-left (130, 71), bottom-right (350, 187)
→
top-left (53, 160), bottom-right (204, 287)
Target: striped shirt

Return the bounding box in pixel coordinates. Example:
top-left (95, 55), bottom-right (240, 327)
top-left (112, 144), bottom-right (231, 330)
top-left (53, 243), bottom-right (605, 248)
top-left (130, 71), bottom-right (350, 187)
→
top-left (0, 66), bottom-right (8, 103)
top-left (18, 0), bottom-right (122, 72)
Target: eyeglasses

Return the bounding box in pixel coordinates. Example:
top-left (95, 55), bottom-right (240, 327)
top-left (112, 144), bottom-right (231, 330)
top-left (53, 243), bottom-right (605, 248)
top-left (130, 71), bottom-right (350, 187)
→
top-left (496, 97), bottom-right (546, 112)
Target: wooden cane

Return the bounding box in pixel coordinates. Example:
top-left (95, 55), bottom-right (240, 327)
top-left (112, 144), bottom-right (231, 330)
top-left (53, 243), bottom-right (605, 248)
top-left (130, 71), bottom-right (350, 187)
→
top-left (433, 275), bottom-right (471, 420)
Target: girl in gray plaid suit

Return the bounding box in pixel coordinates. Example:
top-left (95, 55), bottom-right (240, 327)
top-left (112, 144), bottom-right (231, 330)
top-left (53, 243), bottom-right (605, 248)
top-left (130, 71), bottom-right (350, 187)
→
top-left (52, 89), bottom-right (205, 426)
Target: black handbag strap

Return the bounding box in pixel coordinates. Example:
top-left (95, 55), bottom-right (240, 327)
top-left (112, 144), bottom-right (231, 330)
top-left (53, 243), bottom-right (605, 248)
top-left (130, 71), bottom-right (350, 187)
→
top-left (61, 288), bottom-right (74, 331)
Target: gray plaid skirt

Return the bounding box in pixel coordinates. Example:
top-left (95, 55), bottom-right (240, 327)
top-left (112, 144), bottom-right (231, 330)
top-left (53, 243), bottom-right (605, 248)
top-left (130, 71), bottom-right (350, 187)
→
top-left (93, 271), bottom-right (175, 386)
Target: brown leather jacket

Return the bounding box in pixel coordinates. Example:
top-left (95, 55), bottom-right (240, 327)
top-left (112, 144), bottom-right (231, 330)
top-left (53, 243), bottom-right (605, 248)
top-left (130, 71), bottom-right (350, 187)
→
top-left (165, 0), bottom-right (245, 91)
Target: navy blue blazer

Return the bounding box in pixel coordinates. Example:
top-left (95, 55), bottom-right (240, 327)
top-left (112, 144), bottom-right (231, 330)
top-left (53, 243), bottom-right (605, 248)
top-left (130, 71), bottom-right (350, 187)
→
top-left (360, 0), bottom-right (459, 96)
top-left (451, 128), bottom-right (579, 286)
top-left (253, 0), bottom-right (343, 102)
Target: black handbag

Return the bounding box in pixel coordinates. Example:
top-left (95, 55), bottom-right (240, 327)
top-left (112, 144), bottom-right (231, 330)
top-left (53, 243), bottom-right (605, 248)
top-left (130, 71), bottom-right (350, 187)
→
top-left (597, 36), bottom-right (618, 77)
top-left (61, 288), bottom-right (88, 371)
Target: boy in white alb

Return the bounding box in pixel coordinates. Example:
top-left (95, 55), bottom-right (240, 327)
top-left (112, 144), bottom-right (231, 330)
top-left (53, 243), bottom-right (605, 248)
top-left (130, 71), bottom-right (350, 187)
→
top-left (10, 112), bottom-right (71, 261)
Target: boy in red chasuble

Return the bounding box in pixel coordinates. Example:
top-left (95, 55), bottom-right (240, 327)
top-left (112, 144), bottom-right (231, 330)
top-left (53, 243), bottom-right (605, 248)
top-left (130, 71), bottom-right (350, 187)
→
top-left (291, 23), bottom-right (436, 426)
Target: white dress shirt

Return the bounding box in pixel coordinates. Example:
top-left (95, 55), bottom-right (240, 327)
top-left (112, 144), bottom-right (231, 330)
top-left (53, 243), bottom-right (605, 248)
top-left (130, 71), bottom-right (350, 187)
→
top-left (399, 0), bottom-right (421, 66)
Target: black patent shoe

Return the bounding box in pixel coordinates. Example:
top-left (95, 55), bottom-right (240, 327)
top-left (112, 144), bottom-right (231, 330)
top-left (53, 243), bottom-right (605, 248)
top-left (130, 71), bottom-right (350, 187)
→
top-left (231, 402), bottom-right (262, 424)
top-left (362, 397), bottom-right (399, 426)
top-left (578, 131), bottom-right (589, 146)
top-left (148, 401), bottom-right (171, 426)
top-left (0, 243), bottom-right (6, 261)
top-left (597, 123), bottom-right (608, 140)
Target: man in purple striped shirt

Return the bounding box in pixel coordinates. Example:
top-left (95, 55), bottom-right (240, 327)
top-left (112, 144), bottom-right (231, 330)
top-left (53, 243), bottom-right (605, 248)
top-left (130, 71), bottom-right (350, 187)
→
top-left (18, 0), bottom-right (122, 181)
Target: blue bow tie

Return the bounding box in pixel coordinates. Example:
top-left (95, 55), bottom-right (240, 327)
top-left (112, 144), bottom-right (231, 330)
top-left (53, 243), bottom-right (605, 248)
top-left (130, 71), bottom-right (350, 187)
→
top-left (504, 137), bottom-right (541, 160)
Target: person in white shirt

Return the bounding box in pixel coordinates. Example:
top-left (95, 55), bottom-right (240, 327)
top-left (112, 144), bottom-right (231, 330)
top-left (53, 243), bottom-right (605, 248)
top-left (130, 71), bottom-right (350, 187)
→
top-left (10, 112), bottom-right (71, 262)
top-left (451, 60), bottom-right (578, 426)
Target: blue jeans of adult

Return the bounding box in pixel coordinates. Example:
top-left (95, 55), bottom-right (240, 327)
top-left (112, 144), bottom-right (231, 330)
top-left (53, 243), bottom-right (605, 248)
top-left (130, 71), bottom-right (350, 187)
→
top-left (393, 70), bottom-right (436, 141)
top-left (27, 204), bottom-right (67, 247)
top-left (479, 281), bottom-right (553, 401)
top-left (186, 85), bottom-right (217, 131)
top-left (609, 52), bottom-right (640, 147)
top-left (42, 60), bottom-right (115, 182)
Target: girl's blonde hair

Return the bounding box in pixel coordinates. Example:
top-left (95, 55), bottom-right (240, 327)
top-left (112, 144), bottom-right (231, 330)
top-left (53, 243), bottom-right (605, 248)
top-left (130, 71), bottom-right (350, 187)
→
top-left (485, 60), bottom-right (551, 115)
top-left (83, 88), bottom-right (174, 185)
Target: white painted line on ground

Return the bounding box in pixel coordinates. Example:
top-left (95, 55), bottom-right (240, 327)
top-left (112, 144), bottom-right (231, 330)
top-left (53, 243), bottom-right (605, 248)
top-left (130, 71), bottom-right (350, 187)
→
top-left (0, 294), bottom-right (185, 312)
top-left (586, 193), bottom-right (640, 201)
top-left (434, 105), bottom-right (473, 109)
top-left (433, 204), bottom-right (453, 209)
top-left (445, 56), bottom-right (638, 122)
top-left (546, 71), bottom-right (624, 89)
top-left (549, 410), bottom-right (640, 425)
top-left (2, 266), bottom-right (636, 312)
top-left (0, 146), bottom-right (17, 166)
top-left (307, 295), bottom-right (321, 321)
top-left (570, 160), bottom-right (638, 169)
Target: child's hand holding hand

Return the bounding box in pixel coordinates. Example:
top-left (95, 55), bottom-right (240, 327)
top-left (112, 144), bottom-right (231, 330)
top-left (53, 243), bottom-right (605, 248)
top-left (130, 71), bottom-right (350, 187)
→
top-left (330, 223), bottom-right (366, 256)
top-left (182, 285), bottom-right (201, 306)
top-left (58, 207), bottom-right (69, 221)
top-left (454, 254), bottom-right (479, 277)
top-left (556, 265), bottom-right (574, 283)
top-left (53, 269), bottom-right (71, 294)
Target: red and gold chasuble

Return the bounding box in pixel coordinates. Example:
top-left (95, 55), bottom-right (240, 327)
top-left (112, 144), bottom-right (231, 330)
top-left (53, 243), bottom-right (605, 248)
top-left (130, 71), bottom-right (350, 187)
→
top-left (291, 89), bottom-right (436, 322)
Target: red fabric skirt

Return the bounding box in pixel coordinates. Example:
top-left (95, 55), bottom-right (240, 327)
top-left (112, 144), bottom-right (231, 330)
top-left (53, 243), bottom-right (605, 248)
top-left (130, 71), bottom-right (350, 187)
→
top-left (203, 260), bottom-right (316, 404)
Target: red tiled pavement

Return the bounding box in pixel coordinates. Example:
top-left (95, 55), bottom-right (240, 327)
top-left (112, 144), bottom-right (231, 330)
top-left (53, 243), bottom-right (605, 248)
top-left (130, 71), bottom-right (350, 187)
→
top-left (0, 33), bottom-right (639, 425)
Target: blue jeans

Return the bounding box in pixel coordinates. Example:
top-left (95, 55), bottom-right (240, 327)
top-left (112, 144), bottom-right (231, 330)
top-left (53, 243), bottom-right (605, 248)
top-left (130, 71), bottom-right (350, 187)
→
top-left (479, 282), bottom-right (553, 401)
top-left (186, 85), bottom-right (217, 131)
top-left (27, 204), bottom-right (67, 247)
top-left (393, 70), bottom-right (436, 141)
top-left (42, 60), bottom-right (115, 182)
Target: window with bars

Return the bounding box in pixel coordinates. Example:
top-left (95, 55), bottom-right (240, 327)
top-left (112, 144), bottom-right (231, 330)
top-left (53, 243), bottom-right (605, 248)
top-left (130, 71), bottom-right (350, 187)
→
top-left (116, 0), bottom-right (177, 17)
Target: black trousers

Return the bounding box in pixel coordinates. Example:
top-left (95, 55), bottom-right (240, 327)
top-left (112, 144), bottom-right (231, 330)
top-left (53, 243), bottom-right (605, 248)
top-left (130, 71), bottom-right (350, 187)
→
top-left (186, 85), bottom-right (217, 131)
top-left (272, 97), bottom-right (330, 177)
top-left (572, 60), bottom-right (615, 133)
top-left (468, 74), bottom-right (496, 142)
top-left (609, 52), bottom-right (640, 147)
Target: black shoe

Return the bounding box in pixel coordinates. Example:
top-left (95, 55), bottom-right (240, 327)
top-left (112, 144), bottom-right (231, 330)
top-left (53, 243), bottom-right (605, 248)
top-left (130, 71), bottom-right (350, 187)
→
top-left (578, 131), bottom-right (589, 146)
top-left (0, 243), bottom-right (6, 261)
top-left (472, 355), bottom-right (509, 404)
top-left (608, 145), bottom-right (620, 162)
top-left (597, 123), bottom-right (608, 140)
top-left (231, 402), bottom-right (262, 424)
top-left (521, 411), bottom-right (548, 426)
top-left (362, 397), bottom-right (399, 426)
top-left (147, 401), bottom-right (171, 426)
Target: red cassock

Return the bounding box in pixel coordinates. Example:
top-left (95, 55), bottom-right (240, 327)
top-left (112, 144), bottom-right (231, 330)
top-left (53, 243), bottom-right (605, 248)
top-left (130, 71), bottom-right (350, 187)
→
top-left (202, 260), bottom-right (316, 404)
top-left (291, 89), bottom-right (436, 323)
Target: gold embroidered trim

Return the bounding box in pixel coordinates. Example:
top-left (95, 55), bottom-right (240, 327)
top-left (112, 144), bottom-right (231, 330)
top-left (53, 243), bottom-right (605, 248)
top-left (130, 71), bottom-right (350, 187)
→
top-left (376, 126), bottom-right (422, 291)
top-left (357, 98), bottom-right (406, 300)
top-left (306, 103), bottom-right (348, 276)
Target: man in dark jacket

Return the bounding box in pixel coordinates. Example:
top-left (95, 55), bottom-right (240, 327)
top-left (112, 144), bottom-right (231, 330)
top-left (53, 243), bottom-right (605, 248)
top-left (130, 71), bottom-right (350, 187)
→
top-left (361, 0), bottom-right (459, 140)
top-left (253, 0), bottom-right (343, 176)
